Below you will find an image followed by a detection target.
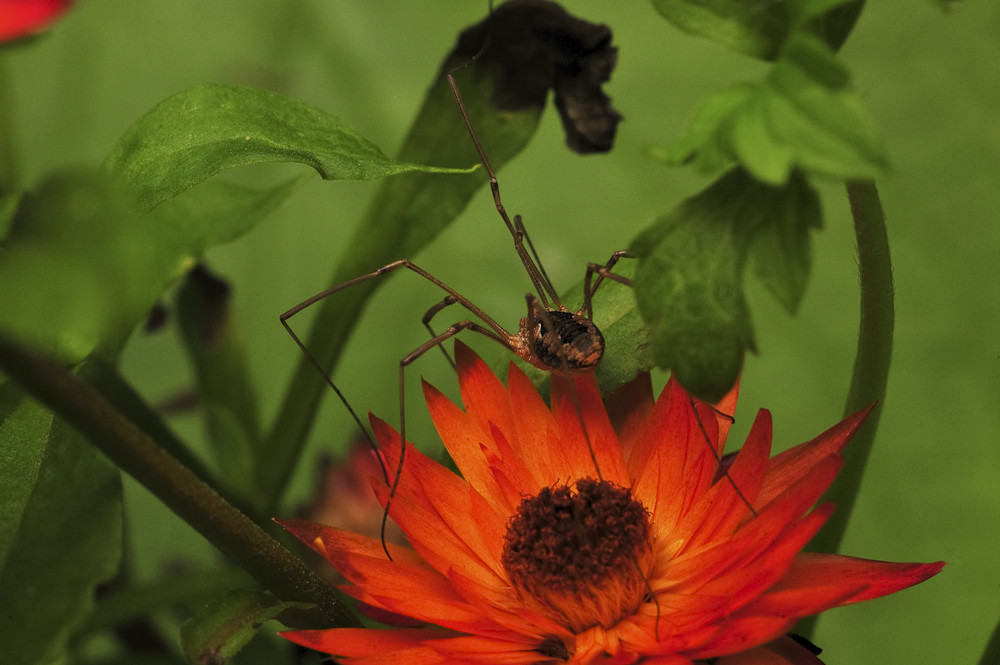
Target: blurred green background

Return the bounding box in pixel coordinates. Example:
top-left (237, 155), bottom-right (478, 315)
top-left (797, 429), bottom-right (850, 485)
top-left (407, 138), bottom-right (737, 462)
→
top-left (4, 1), bottom-right (998, 662)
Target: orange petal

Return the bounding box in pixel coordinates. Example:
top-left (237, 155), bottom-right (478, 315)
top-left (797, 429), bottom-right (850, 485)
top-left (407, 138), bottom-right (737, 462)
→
top-left (425, 634), bottom-right (564, 664)
top-left (711, 377), bottom-right (740, 447)
top-left (368, 412), bottom-right (505, 587)
top-left (276, 520), bottom-right (491, 630)
top-left (689, 614), bottom-right (797, 659)
top-left (668, 501), bottom-right (834, 611)
top-left (637, 656), bottom-right (695, 665)
top-left (672, 409), bottom-right (772, 550)
top-left (370, 477), bottom-right (504, 594)
top-left (484, 422), bottom-right (542, 510)
top-left (445, 567), bottom-right (571, 641)
top-left (385, 433), bottom-right (508, 583)
top-left (275, 518), bottom-right (417, 568)
top-left (604, 371), bottom-right (655, 461)
top-left (506, 362), bottom-right (560, 490)
top-left (455, 341), bottom-right (517, 442)
top-left (632, 380), bottom-right (720, 539)
top-left (766, 552), bottom-right (945, 606)
top-left (281, 627), bottom-right (453, 663)
top-left (549, 373), bottom-right (631, 486)
top-left (424, 378), bottom-right (504, 506)
top-left (759, 404), bottom-right (872, 506)
top-left (0, 0), bottom-right (72, 42)
top-left (711, 636), bottom-right (824, 664)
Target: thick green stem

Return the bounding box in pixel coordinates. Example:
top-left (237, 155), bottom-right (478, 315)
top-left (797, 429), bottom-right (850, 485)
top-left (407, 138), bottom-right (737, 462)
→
top-left (0, 333), bottom-right (358, 629)
top-left (798, 179), bottom-right (894, 638)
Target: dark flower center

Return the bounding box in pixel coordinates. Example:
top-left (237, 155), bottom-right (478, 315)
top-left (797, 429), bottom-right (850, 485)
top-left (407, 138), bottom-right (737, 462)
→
top-left (501, 478), bottom-right (652, 631)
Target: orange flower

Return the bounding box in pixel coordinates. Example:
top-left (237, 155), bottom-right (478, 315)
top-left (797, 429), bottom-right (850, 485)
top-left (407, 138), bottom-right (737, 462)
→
top-left (0, 0), bottom-right (73, 42)
top-left (278, 342), bottom-right (943, 664)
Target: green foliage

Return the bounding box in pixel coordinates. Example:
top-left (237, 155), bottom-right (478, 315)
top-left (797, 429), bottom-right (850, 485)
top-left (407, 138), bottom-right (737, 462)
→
top-left (631, 169), bottom-right (820, 399)
top-left (630, 11), bottom-right (881, 397)
top-left (103, 83), bottom-right (471, 213)
top-left (0, 171), bottom-right (307, 362)
top-left (180, 589), bottom-right (312, 665)
top-left (662, 33), bottom-right (886, 184)
top-left (647, 0), bottom-right (863, 59)
top-left (0, 400), bottom-right (122, 665)
top-left (1, 1), bottom-right (990, 664)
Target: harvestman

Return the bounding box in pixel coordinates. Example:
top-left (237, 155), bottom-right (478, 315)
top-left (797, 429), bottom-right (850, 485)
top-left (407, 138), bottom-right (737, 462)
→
top-left (280, 69), bottom-right (630, 540)
top-left (281, 68), bottom-right (755, 559)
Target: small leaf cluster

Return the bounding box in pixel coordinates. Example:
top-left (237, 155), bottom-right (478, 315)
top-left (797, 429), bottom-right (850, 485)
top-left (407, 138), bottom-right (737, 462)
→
top-left (632, 0), bottom-right (886, 399)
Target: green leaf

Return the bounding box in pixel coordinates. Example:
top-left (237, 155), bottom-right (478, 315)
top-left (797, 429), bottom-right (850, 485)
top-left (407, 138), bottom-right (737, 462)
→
top-left (664, 33), bottom-right (886, 185)
top-left (146, 175), bottom-right (310, 255)
top-left (0, 172), bottom-right (305, 361)
top-left (590, 262), bottom-right (656, 393)
top-left (630, 168), bottom-right (821, 400)
top-left (748, 171), bottom-right (822, 311)
top-left (649, 0), bottom-right (792, 59)
top-left (82, 567), bottom-right (254, 634)
top-left (180, 589), bottom-right (312, 665)
top-left (103, 83), bottom-right (471, 212)
top-left (0, 172), bottom-right (137, 362)
top-left (657, 85), bottom-right (755, 172)
top-left (0, 400), bottom-right (122, 665)
top-left (648, 0), bottom-right (864, 58)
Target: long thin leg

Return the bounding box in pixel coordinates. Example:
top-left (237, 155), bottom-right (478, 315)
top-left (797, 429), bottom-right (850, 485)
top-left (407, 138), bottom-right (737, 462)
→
top-left (281, 307), bottom-right (383, 481)
top-left (445, 70), bottom-right (561, 310)
top-left (689, 396), bottom-right (757, 518)
top-left (513, 214), bottom-right (557, 304)
top-left (423, 295), bottom-right (461, 368)
top-left (280, 259), bottom-right (516, 481)
top-left (581, 250), bottom-right (633, 320)
top-left (282, 259), bottom-right (511, 339)
top-left (381, 319), bottom-right (515, 558)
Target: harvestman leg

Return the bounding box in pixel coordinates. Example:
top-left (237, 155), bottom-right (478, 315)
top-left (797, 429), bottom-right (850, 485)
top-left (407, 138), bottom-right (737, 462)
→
top-left (422, 295), bottom-right (462, 368)
top-left (386, 318), bottom-right (516, 553)
top-left (582, 250), bottom-right (634, 319)
top-left (281, 259), bottom-right (522, 556)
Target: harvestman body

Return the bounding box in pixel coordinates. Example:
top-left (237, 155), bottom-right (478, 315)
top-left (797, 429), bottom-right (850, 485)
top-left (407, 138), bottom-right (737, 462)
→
top-left (281, 68), bottom-right (755, 559)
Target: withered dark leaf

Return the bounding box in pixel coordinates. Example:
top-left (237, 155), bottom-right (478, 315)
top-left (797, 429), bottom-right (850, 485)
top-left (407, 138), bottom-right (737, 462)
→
top-left (142, 302), bottom-right (169, 334)
top-left (180, 263), bottom-right (232, 347)
top-left (452, 0), bottom-right (621, 154)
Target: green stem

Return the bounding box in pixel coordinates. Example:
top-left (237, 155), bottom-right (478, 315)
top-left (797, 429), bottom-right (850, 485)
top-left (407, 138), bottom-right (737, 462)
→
top-left (0, 333), bottom-right (358, 629)
top-left (83, 356), bottom-right (264, 520)
top-left (798, 179), bottom-right (894, 638)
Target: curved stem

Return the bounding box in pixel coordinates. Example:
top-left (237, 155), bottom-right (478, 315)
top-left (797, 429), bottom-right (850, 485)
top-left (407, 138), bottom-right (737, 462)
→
top-left (798, 179), bottom-right (894, 638)
top-left (0, 333), bottom-right (358, 629)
